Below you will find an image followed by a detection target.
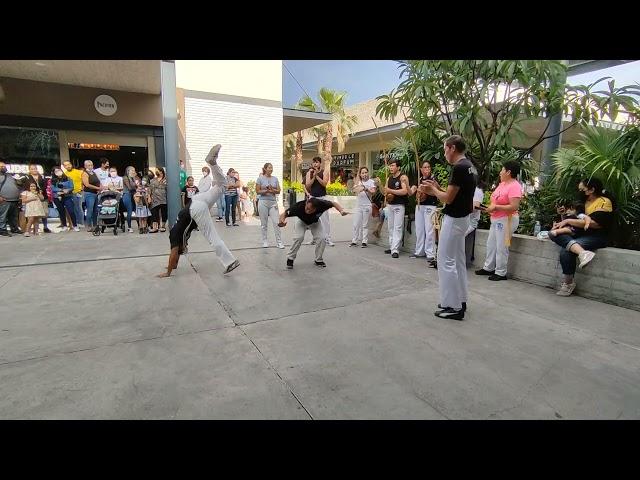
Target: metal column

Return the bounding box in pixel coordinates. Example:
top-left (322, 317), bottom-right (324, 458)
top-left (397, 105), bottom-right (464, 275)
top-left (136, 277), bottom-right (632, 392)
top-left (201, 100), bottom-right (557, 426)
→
top-left (161, 60), bottom-right (180, 227)
top-left (540, 60), bottom-right (569, 185)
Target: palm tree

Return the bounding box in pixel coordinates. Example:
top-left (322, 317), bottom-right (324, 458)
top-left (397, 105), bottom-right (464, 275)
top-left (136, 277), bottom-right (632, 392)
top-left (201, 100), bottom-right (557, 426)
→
top-left (317, 87), bottom-right (358, 154)
top-left (296, 95), bottom-right (324, 154)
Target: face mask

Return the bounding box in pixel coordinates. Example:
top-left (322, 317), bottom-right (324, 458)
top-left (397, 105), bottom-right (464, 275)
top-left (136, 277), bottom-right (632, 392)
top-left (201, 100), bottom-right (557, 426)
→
top-left (110, 172), bottom-right (117, 178)
top-left (579, 191), bottom-right (588, 202)
top-left (56, 171), bottom-right (64, 177)
top-left (86, 168), bottom-right (93, 174)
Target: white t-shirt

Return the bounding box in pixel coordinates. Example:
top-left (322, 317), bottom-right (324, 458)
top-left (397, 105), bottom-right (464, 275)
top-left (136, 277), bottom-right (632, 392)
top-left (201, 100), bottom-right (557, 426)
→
top-left (355, 179), bottom-right (376, 206)
top-left (95, 168), bottom-right (110, 186)
top-left (469, 187), bottom-right (484, 226)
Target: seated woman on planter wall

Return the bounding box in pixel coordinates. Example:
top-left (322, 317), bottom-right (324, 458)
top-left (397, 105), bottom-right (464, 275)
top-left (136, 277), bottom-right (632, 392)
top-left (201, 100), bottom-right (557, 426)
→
top-left (549, 177), bottom-right (613, 297)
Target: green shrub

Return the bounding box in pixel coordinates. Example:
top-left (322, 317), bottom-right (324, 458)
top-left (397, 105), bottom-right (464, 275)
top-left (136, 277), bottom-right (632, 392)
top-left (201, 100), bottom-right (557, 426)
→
top-left (326, 180), bottom-right (351, 196)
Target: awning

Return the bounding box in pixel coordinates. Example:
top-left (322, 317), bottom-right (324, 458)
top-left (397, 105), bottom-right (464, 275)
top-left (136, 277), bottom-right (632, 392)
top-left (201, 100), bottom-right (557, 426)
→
top-left (283, 108), bottom-right (332, 135)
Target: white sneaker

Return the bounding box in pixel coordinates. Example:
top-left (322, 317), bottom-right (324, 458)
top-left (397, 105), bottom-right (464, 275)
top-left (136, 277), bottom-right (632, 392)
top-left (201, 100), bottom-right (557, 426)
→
top-left (60, 226), bottom-right (69, 232)
top-left (73, 226), bottom-right (80, 232)
top-left (128, 228), bottom-right (133, 233)
top-left (262, 241), bottom-right (269, 248)
top-left (556, 282), bottom-right (576, 296)
top-left (277, 242), bottom-right (284, 249)
top-left (578, 250), bottom-right (596, 269)
top-left (326, 240), bottom-right (335, 247)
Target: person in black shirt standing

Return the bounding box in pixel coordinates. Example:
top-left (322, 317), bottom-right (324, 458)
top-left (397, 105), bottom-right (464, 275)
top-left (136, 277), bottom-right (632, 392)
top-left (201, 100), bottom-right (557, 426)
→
top-left (305, 153), bottom-right (335, 246)
top-left (279, 197), bottom-right (348, 269)
top-left (383, 159), bottom-right (410, 258)
top-left (409, 160), bottom-right (439, 261)
top-left (423, 135), bottom-right (476, 321)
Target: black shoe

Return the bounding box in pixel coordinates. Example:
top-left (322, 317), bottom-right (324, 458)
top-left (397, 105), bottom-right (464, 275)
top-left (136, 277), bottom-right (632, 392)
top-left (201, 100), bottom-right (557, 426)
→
top-left (426, 257), bottom-right (435, 262)
top-left (475, 268), bottom-right (494, 276)
top-left (286, 259), bottom-right (294, 269)
top-left (349, 242), bottom-right (357, 247)
top-left (488, 274), bottom-right (507, 281)
top-left (384, 249), bottom-right (391, 254)
top-left (10, 228), bottom-right (22, 234)
top-left (361, 243), bottom-right (367, 248)
top-left (232, 223), bottom-right (239, 227)
top-left (438, 302), bottom-right (467, 313)
top-left (392, 252), bottom-right (399, 258)
top-left (314, 260), bottom-right (327, 268)
top-left (434, 307), bottom-right (464, 321)
top-left (43, 227), bottom-right (52, 233)
top-left (223, 259), bottom-right (240, 274)
top-left (428, 260), bottom-right (437, 269)
top-left (0, 230), bottom-right (11, 237)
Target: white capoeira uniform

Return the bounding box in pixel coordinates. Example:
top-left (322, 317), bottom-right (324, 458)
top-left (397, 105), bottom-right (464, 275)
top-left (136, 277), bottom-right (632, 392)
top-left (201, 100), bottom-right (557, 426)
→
top-left (188, 162), bottom-right (236, 269)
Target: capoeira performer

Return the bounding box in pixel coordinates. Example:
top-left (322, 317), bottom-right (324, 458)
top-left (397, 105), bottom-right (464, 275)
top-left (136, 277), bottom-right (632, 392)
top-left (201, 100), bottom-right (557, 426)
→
top-left (422, 135), bottom-right (476, 321)
top-left (278, 197), bottom-right (348, 269)
top-left (409, 160), bottom-right (438, 262)
top-left (158, 144), bottom-right (240, 278)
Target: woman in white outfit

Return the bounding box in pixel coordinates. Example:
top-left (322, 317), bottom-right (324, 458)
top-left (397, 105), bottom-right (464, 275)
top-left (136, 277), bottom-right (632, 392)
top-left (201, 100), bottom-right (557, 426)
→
top-left (409, 161), bottom-right (439, 261)
top-left (349, 166), bottom-right (377, 248)
top-left (256, 162), bottom-right (284, 249)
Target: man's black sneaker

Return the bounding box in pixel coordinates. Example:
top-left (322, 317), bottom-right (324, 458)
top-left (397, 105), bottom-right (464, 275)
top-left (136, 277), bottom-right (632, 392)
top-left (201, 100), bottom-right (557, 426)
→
top-left (426, 257), bottom-right (435, 262)
top-left (438, 302), bottom-right (467, 313)
top-left (0, 230), bottom-right (11, 237)
top-left (10, 228), bottom-right (22, 234)
top-left (428, 260), bottom-right (437, 269)
top-left (286, 259), bottom-right (294, 269)
top-left (391, 252), bottom-right (399, 258)
top-left (223, 259), bottom-right (240, 274)
top-left (349, 242), bottom-right (357, 247)
top-left (434, 307), bottom-right (464, 321)
top-left (488, 274), bottom-right (507, 281)
top-left (475, 268), bottom-right (494, 276)
top-left (361, 243), bottom-right (367, 248)
top-left (314, 260), bottom-right (327, 268)
top-left (384, 249), bottom-right (391, 254)
top-left (43, 227), bottom-right (52, 233)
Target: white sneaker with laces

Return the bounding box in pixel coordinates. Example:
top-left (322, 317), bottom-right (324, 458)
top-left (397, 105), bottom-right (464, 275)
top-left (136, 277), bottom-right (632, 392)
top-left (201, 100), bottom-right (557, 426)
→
top-left (556, 282), bottom-right (576, 296)
top-left (326, 239), bottom-right (335, 247)
top-left (578, 250), bottom-right (596, 269)
top-left (277, 242), bottom-right (284, 249)
top-left (73, 226), bottom-right (80, 232)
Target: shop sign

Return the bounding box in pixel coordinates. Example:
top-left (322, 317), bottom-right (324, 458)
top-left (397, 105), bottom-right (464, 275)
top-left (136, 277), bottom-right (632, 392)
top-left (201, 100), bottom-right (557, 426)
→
top-left (331, 152), bottom-right (358, 167)
top-left (68, 143), bottom-right (120, 150)
top-left (94, 94), bottom-right (118, 116)
top-left (5, 164), bottom-right (44, 175)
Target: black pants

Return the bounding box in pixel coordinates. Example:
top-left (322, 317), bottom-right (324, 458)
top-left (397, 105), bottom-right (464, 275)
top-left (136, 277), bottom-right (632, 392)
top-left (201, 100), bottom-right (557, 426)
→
top-left (169, 207), bottom-right (197, 253)
top-left (152, 204), bottom-right (168, 224)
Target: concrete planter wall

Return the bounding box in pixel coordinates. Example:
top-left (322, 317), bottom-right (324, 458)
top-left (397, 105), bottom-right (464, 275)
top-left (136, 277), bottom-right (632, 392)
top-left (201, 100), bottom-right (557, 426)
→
top-left (324, 195), bottom-right (357, 209)
top-left (370, 219), bottom-right (640, 312)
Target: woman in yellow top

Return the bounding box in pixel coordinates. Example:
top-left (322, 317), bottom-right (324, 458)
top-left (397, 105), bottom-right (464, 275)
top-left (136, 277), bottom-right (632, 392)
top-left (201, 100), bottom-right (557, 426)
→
top-left (550, 178), bottom-right (613, 297)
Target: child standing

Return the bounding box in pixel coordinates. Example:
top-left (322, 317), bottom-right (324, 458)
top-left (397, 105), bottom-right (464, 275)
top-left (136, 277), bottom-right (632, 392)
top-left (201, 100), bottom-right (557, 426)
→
top-left (21, 182), bottom-right (46, 237)
top-left (181, 176), bottom-right (199, 209)
top-left (134, 177), bottom-right (152, 234)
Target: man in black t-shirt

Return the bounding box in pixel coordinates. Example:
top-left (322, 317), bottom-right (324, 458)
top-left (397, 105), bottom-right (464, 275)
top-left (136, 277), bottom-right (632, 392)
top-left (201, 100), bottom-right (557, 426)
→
top-left (279, 197), bottom-right (348, 269)
top-left (423, 135), bottom-right (476, 321)
top-left (305, 153), bottom-right (335, 246)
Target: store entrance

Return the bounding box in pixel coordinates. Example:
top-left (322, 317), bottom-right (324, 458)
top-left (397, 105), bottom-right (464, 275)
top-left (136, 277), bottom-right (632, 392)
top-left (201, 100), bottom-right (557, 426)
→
top-left (68, 145), bottom-right (148, 176)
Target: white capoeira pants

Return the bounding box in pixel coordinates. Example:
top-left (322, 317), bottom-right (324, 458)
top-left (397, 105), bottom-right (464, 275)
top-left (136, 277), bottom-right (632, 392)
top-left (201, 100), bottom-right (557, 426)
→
top-left (315, 195), bottom-right (332, 242)
top-left (387, 204), bottom-right (405, 254)
top-left (287, 218), bottom-right (326, 262)
top-left (258, 198), bottom-right (282, 244)
top-left (437, 214), bottom-right (470, 310)
top-left (188, 163), bottom-right (236, 268)
top-left (483, 216), bottom-right (519, 277)
top-left (414, 204), bottom-right (436, 258)
top-left (352, 203), bottom-right (372, 244)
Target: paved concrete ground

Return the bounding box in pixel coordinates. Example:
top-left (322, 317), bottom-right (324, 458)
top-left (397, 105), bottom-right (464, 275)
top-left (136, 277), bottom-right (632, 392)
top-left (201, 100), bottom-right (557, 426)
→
top-left (1, 213), bottom-right (639, 419)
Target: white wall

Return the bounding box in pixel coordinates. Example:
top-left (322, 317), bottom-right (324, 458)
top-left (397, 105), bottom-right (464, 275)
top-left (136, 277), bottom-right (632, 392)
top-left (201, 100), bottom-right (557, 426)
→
top-left (175, 61), bottom-right (282, 102)
top-left (184, 95), bottom-right (283, 202)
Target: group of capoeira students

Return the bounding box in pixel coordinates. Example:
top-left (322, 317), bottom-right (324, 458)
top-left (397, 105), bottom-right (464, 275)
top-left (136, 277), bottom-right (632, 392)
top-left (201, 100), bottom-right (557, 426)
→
top-left (160, 135), bottom-right (477, 321)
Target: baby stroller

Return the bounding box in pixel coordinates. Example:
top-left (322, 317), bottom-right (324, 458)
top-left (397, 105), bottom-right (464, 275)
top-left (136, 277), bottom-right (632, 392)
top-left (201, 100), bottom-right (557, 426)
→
top-left (93, 191), bottom-right (122, 236)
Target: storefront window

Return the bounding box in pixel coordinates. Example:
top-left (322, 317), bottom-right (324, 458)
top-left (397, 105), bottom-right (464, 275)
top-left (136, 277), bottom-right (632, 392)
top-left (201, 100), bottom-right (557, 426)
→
top-left (0, 126), bottom-right (60, 175)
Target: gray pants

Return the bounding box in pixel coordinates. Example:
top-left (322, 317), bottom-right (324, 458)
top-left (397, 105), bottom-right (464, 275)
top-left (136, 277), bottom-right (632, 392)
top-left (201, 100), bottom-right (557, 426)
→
top-left (258, 198), bottom-right (282, 244)
top-left (315, 195), bottom-right (332, 241)
top-left (287, 218), bottom-right (326, 262)
top-left (0, 201), bottom-right (19, 231)
top-left (437, 214), bottom-right (470, 310)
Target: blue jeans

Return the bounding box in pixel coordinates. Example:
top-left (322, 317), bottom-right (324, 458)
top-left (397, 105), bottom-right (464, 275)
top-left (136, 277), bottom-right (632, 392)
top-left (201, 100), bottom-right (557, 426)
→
top-left (216, 193), bottom-right (226, 218)
top-left (122, 192), bottom-right (134, 228)
top-left (54, 196), bottom-right (77, 227)
top-left (84, 192), bottom-right (98, 227)
top-left (73, 193), bottom-right (84, 225)
top-left (225, 195), bottom-right (238, 224)
top-left (550, 232), bottom-right (608, 275)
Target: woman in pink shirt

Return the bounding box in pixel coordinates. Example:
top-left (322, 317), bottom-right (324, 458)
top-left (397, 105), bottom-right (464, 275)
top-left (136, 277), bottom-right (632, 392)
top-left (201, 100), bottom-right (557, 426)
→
top-left (475, 161), bottom-right (522, 281)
